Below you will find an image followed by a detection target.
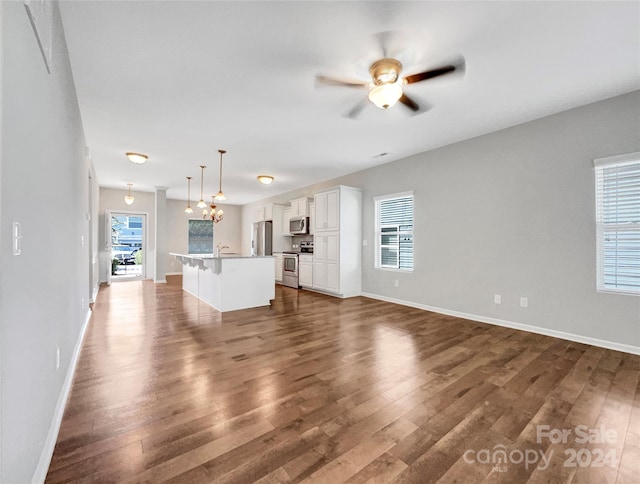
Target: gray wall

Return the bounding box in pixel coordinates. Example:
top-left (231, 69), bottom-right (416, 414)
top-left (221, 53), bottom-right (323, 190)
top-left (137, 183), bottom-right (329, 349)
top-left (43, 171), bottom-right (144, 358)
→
top-left (99, 187), bottom-right (243, 281)
top-left (242, 91), bottom-right (640, 350)
top-left (1, 2), bottom-right (95, 482)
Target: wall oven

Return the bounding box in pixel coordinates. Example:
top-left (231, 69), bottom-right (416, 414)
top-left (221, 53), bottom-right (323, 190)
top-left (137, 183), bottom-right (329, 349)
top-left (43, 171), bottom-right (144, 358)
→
top-left (289, 216), bottom-right (309, 235)
top-left (282, 253), bottom-right (299, 288)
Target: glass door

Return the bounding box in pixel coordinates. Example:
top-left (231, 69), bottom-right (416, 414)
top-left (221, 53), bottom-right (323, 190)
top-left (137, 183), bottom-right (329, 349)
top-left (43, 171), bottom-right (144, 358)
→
top-left (109, 212), bottom-right (146, 282)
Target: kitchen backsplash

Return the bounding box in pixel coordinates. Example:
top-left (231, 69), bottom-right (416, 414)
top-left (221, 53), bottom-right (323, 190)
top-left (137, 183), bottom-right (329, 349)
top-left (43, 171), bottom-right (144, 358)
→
top-left (292, 234), bottom-right (313, 250)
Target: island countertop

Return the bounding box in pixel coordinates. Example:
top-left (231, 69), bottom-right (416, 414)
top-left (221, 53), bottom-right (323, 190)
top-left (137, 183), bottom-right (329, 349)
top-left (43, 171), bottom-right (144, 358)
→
top-left (169, 252), bottom-right (273, 260)
top-left (170, 252), bottom-right (275, 312)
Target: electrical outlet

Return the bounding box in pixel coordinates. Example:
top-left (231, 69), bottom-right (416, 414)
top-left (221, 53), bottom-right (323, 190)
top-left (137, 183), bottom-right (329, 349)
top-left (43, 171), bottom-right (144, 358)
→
top-left (394, 280), bottom-right (400, 288)
top-left (81, 297), bottom-right (85, 310)
top-left (56, 347), bottom-right (60, 370)
top-left (494, 294), bottom-right (502, 304)
top-left (520, 297), bottom-right (528, 308)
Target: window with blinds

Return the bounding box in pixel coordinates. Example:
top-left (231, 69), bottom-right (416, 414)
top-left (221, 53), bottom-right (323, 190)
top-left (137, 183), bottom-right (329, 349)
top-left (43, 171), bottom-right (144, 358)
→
top-left (375, 193), bottom-right (413, 271)
top-left (594, 153), bottom-right (640, 294)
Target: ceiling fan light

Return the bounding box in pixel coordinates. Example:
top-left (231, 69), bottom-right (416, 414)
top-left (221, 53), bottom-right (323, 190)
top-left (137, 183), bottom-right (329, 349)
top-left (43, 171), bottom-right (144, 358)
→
top-left (368, 83), bottom-right (403, 109)
top-left (126, 152), bottom-right (148, 164)
top-left (257, 175), bottom-right (274, 185)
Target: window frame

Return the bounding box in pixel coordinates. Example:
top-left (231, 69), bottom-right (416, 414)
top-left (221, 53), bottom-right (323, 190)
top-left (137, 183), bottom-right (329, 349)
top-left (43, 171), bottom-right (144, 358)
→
top-left (593, 152), bottom-right (640, 296)
top-left (374, 191), bottom-right (414, 272)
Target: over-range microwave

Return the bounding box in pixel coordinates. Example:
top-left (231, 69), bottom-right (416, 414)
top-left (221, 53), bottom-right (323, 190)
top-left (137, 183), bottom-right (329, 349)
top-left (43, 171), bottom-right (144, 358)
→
top-left (289, 216), bottom-right (309, 235)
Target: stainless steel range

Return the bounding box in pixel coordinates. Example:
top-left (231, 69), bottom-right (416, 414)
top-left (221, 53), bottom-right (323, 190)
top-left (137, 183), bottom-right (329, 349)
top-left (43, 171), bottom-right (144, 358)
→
top-left (282, 252), bottom-right (299, 288)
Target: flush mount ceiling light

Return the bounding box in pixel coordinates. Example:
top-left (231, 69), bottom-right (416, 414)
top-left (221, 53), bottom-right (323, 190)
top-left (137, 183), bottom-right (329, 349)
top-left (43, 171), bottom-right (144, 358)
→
top-left (197, 165), bottom-right (207, 208)
top-left (126, 152), bottom-right (148, 164)
top-left (214, 149), bottom-right (226, 201)
top-left (184, 176), bottom-right (193, 214)
top-left (124, 183), bottom-right (134, 205)
top-left (257, 175), bottom-right (274, 185)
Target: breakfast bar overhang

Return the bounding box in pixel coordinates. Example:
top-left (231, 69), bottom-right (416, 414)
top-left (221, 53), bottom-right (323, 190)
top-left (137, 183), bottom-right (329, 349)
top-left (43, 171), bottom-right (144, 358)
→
top-left (171, 253), bottom-right (275, 312)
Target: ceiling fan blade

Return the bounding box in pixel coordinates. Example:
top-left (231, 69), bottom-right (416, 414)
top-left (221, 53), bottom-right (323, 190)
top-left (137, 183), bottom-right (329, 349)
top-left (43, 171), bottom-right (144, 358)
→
top-left (398, 94), bottom-right (420, 112)
top-left (344, 98), bottom-right (369, 119)
top-left (316, 75), bottom-right (368, 89)
top-left (403, 57), bottom-right (466, 85)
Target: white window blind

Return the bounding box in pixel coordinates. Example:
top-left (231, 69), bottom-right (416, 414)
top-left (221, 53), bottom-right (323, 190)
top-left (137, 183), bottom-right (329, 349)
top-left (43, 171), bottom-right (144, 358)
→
top-left (594, 153), bottom-right (640, 294)
top-left (375, 193), bottom-right (413, 271)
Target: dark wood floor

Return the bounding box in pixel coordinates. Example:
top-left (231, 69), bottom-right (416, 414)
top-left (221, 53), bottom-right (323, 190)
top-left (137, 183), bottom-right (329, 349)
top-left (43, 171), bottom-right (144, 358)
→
top-left (46, 280), bottom-right (639, 483)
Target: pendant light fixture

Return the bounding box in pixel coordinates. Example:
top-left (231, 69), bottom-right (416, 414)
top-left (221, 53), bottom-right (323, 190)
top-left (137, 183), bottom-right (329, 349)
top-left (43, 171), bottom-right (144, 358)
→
top-left (197, 165), bottom-right (207, 208)
top-left (124, 183), bottom-right (134, 205)
top-left (214, 149), bottom-right (226, 201)
top-left (208, 196), bottom-right (224, 224)
top-left (184, 176), bottom-right (194, 214)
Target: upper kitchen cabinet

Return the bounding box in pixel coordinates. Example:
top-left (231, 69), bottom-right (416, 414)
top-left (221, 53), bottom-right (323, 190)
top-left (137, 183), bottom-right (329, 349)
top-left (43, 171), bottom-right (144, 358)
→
top-left (289, 197), bottom-right (310, 218)
top-left (256, 204), bottom-right (274, 222)
top-left (314, 189), bottom-right (340, 232)
top-left (256, 203), bottom-right (291, 252)
top-left (309, 202), bottom-right (315, 236)
top-left (281, 206), bottom-right (292, 236)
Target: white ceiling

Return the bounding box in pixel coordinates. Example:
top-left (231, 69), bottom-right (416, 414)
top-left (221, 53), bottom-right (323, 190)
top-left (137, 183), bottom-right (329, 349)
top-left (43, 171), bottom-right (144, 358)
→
top-left (59, 1), bottom-right (640, 205)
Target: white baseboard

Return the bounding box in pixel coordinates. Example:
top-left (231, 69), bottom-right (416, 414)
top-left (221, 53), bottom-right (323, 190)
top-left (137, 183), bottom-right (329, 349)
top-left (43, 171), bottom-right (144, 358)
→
top-left (361, 292), bottom-right (640, 356)
top-left (32, 308), bottom-right (92, 483)
top-left (91, 284), bottom-right (99, 303)
top-left (165, 272), bottom-right (182, 276)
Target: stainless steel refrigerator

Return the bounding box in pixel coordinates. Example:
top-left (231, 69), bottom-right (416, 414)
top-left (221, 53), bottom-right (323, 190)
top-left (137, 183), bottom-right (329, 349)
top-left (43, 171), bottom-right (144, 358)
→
top-left (251, 221), bottom-right (273, 256)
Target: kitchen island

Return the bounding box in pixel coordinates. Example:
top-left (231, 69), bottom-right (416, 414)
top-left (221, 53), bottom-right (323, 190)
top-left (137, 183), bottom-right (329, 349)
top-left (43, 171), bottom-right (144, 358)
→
top-left (170, 253), bottom-right (275, 312)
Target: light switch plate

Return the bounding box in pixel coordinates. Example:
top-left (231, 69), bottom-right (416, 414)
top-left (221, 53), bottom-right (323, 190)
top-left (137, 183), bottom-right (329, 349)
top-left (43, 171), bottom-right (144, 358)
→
top-left (13, 222), bottom-right (22, 255)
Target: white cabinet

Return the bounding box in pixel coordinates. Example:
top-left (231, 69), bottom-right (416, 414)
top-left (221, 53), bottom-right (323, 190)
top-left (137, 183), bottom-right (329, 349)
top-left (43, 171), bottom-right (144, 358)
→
top-left (314, 189), bottom-right (339, 231)
top-left (265, 204), bottom-right (291, 253)
top-left (281, 207), bottom-right (292, 236)
top-left (309, 202), bottom-right (315, 236)
top-left (274, 253), bottom-right (283, 283)
top-left (312, 186), bottom-right (362, 297)
top-left (313, 233), bottom-right (339, 292)
top-left (290, 197), bottom-right (310, 218)
top-left (256, 204), bottom-right (274, 222)
top-left (299, 254), bottom-right (313, 288)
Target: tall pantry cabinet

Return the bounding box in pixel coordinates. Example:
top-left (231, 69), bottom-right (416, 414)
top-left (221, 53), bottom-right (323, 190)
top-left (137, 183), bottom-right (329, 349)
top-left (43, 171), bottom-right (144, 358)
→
top-left (313, 186), bottom-right (362, 297)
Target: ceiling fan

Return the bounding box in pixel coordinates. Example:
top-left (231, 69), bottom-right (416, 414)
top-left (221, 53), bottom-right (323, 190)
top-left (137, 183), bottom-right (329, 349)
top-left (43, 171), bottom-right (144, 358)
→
top-left (317, 53), bottom-right (465, 118)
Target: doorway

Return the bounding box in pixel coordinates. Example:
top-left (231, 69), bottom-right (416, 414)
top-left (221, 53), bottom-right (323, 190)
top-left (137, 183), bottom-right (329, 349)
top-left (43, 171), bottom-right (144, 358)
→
top-left (108, 211), bottom-right (147, 282)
